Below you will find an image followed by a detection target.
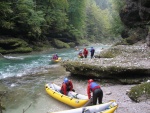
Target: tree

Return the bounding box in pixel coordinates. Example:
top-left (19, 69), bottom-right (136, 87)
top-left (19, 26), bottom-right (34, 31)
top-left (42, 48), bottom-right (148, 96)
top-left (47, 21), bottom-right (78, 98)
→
top-left (86, 0), bottom-right (111, 42)
top-left (108, 0), bottom-right (125, 36)
top-left (67, 0), bottom-right (87, 39)
top-left (11, 0), bottom-right (45, 40)
top-left (0, 1), bottom-right (14, 35)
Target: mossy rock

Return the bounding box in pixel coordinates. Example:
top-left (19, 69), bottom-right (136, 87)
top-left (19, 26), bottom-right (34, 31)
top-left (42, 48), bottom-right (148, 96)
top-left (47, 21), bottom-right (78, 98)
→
top-left (0, 38), bottom-right (32, 54)
top-left (68, 42), bottom-right (76, 48)
top-left (61, 61), bottom-right (126, 77)
top-left (52, 39), bottom-right (70, 49)
top-left (128, 82), bottom-right (150, 102)
top-left (98, 47), bottom-right (121, 58)
top-left (78, 40), bottom-right (90, 46)
top-left (61, 60), bottom-right (150, 84)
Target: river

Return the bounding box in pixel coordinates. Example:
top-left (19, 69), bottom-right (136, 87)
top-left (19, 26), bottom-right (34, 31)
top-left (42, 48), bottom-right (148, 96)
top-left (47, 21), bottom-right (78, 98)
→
top-left (0, 44), bottom-right (110, 113)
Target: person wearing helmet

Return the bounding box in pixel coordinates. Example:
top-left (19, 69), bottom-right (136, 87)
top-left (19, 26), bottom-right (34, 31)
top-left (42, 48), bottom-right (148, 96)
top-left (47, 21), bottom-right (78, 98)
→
top-left (75, 46), bottom-right (78, 51)
top-left (83, 48), bottom-right (88, 58)
top-left (60, 78), bottom-right (74, 95)
top-left (87, 79), bottom-right (103, 105)
top-left (78, 50), bottom-right (83, 58)
top-left (52, 53), bottom-right (58, 60)
top-left (90, 47), bottom-right (95, 59)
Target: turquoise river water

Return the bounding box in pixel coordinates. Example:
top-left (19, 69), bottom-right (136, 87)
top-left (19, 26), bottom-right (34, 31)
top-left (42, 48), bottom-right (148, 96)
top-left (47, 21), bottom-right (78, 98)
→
top-left (0, 44), bottom-right (110, 113)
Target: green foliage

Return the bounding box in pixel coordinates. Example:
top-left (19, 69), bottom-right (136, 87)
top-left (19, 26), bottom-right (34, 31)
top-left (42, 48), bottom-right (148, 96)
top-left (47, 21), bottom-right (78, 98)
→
top-left (13, 0), bottom-right (45, 39)
top-left (86, 0), bottom-right (112, 42)
top-left (36, 0), bottom-right (70, 42)
top-left (67, 25), bottom-right (81, 40)
top-left (49, 10), bottom-right (68, 32)
top-left (99, 48), bottom-right (121, 58)
top-left (0, 0), bottom-right (126, 50)
top-left (0, 38), bottom-right (32, 53)
top-left (117, 27), bottom-right (148, 45)
top-left (52, 39), bottom-right (70, 49)
top-left (0, 1), bottom-right (14, 29)
top-left (0, 38), bottom-right (28, 47)
top-left (13, 47), bottom-right (33, 53)
top-left (67, 0), bottom-right (86, 38)
top-left (128, 82), bottom-right (150, 102)
top-left (76, 39), bottom-right (90, 45)
top-left (108, 0), bottom-right (125, 36)
top-left (68, 42), bottom-right (75, 48)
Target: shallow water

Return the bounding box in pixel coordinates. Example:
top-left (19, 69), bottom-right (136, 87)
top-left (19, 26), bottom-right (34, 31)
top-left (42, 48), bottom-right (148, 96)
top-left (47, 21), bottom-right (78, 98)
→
top-left (1, 66), bottom-right (70, 113)
top-left (0, 44), bottom-right (110, 113)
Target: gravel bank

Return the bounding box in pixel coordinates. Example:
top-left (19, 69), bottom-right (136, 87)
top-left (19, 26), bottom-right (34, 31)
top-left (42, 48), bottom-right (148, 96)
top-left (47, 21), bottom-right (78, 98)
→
top-left (102, 84), bottom-right (150, 113)
top-left (53, 76), bottom-right (150, 113)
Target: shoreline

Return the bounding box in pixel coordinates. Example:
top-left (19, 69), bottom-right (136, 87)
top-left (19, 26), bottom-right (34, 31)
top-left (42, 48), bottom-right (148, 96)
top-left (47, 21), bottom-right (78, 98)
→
top-left (52, 76), bottom-right (150, 113)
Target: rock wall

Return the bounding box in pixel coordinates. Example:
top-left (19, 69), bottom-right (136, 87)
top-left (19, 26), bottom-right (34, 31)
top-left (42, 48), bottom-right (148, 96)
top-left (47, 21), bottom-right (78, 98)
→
top-left (120, 0), bottom-right (150, 27)
top-left (146, 32), bottom-right (150, 47)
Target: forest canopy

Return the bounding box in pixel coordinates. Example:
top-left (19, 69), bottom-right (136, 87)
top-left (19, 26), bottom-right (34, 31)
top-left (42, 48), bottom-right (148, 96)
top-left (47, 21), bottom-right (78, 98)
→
top-left (0, 0), bottom-right (124, 48)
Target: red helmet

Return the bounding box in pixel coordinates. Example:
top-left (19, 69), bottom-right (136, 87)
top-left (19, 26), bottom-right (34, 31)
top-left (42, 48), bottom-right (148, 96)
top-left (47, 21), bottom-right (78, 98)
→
top-left (88, 79), bottom-right (93, 83)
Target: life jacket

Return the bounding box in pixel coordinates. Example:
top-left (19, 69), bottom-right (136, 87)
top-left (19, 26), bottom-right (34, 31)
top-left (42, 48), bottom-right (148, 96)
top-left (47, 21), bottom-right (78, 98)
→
top-left (90, 82), bottom-right (100, 92)
top-left (53, 55), bottom-right (57, 59)
top-left (90, 48), bottom-right (95, 53)
top-left (83, 49), bottom-right (88, 55)
top-left (61, 80), bottom-right (73, 95)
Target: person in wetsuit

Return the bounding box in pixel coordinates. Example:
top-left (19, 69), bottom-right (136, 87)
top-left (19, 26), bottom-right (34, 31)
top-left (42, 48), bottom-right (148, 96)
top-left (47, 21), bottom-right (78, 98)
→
top-left (87, 79), bottom-right (103, 105)
top-left (90, 47), bottom-right (95, 59)
top-left (60, 78), bottom-right (74, 95)
top-left (83, 48), bottom-right (88, 58)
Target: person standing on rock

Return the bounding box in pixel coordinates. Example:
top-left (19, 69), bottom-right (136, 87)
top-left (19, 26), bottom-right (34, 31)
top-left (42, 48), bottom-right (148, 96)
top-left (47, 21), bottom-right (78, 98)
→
top-left (90, 47), bottom-right (95, 59)
top-left (87, 79), bottom-right (103, 105)
top-left (83, 48), bottom-right (88, 58)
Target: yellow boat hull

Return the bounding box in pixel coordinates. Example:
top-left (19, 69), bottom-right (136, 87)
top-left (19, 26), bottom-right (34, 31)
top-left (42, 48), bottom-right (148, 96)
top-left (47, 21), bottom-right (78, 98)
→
top-left (45, 83), bottom-right (90, 108)
top-left (51, 57), bottom-right (61, 63)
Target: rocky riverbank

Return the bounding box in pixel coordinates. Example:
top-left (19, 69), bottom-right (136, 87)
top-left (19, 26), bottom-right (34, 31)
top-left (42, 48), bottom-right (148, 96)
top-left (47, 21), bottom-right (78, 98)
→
top-left (52, 75), bottom-right (150, 113)
top-left (61, 42), bottom-right (150, 84)
top-left (60, 42), bottom-right (150, 102)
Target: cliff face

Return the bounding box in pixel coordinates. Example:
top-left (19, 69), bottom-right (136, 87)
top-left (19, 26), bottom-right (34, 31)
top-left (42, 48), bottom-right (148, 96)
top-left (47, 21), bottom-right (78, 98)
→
top-left (119, 0), bottom-right (150, 46)
top-left (120, 0), bottom-right (150, 27)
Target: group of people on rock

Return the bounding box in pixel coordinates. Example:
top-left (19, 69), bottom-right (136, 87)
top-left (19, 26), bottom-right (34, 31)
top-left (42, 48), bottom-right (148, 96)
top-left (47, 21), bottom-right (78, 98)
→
top-left (52, 46), bottom-right (95, 60)
top-left (60, 77), bottom-right (103, 105)
top-left (78, 47), bottom-right (95, 59)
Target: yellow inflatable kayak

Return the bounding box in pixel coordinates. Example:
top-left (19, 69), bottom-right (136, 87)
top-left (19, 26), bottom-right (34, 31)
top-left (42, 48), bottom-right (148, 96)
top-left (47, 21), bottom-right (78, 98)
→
top-left (45, 83), bottom-right (91, 108)
top-left (51, 57), bottom-right (61, 63)
top-left (50, 100), bottom-right (118, 113)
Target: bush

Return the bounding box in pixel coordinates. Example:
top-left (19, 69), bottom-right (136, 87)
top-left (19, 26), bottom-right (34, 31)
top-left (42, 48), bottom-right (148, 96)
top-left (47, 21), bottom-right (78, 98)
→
top-left (0, 38), bottom-right (32, 54)
top-left (128, 82), bottom-right (150, 102)
top-left (99, 48), bottom-right (121, 58)
top-left (52, 39), bottom-right (70, 48)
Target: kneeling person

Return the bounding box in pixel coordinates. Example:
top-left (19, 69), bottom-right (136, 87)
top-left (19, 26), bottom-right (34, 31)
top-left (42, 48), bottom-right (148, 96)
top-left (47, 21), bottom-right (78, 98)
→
top-left (60, 78), bottom-right (74, 95)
